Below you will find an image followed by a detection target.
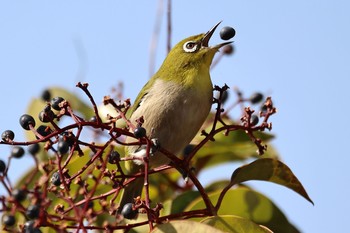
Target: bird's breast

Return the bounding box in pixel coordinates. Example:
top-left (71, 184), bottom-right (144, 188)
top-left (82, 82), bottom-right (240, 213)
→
top-left (127, 78), bottom-right (212, 167)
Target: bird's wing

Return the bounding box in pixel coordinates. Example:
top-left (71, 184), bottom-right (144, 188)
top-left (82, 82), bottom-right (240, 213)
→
top-left (128, 78), bottom-right (154, 117)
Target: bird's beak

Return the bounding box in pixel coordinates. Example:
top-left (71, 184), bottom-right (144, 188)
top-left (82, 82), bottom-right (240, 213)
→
top-left (201, 21), bottom-right (232, 49)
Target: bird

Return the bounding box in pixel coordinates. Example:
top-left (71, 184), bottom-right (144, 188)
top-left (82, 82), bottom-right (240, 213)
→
top-left (119, 21), bottom-right (231, 216)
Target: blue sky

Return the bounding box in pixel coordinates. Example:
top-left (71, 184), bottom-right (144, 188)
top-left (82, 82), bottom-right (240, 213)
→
top-left (1, 1), bottom-right (349, 232)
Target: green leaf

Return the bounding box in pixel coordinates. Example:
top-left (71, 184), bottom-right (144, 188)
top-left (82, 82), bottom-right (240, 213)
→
top-left (205, 180), bottom-right (231, 193)
top-left (186, 187), bottom-right (300, 233)
top-left (40, 227), bottom-right (58, 233)
top-left (230, 158), bottom-right (314, 205)
top-left (152, 220), bottom-right (225, 233)
top-left (201, 215), bottom-right (273, 233)
top-left (194, 143), bottom-right (279, 172)
top-left (163, 190), bottom-right (201, 215)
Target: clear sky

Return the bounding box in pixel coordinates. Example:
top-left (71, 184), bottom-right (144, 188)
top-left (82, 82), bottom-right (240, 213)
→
top-left (1, 1), bottom-right (349, 232)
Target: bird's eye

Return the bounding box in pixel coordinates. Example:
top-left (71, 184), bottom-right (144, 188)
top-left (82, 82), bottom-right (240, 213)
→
top-left (183, 41), bottom-right (198, 53)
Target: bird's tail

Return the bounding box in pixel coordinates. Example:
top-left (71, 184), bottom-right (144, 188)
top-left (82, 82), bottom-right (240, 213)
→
top-left (119, 177), bottom-right (144, 213)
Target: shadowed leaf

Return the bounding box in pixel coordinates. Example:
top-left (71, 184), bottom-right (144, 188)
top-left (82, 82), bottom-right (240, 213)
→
top-left (230, 158), bottom-right (313, 205)
top-left (186, 187), bottom-right (300, 233)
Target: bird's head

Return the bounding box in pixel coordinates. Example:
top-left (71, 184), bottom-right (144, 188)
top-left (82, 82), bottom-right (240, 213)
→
top-left (163, 21), bottom-right (232, 71)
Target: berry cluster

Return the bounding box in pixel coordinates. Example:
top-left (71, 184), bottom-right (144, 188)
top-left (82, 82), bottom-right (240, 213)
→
top-left (0, 82), bottom-right (276, 232)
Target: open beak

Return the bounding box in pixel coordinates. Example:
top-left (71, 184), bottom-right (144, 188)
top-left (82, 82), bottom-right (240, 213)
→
top-left (201, 21), bottom-right (232, 49)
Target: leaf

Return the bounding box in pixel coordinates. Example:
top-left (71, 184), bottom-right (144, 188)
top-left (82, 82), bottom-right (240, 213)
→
top-left (161, 191), bottom-right (201, 215)
top-left (205, 180), bottom-right (231, 193)
top-left (186, 187), bottom-right (300, 233)
top-left (201, 215), bottom-right (273, 233)
top-left (40, 227), bottom-right (58, 233)
top-left (230, 158), bottom-right (314, 205)
top-left (152, 220), bottom-right (225, 233)
top-left (194, 143), bottom-right (279, 172)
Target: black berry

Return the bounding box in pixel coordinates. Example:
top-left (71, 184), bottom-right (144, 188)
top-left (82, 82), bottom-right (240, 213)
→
top-left (28, 144), bottom-right (40, 155)
top-left (24, 220), bottom-right (42, 233)
top-left (260, 104), bottom-right (268, 114)
top-left (250, 92), bottom-right (264, 104)
top-left (41, 89), bottom-right (51, 102)
top-left (60, 132), bottom-right (75, 147)
top-left (108, 151), bottom-right (120, 164)
top-left (38, 107), bottom-right (55, 123)
top-left (250, 114), bottom-right (259, 126)
top-left (220, 26), bottom-right (236, 40)
top-left (51, 172), bottom-right (61, 186)
top-left (57, 139), bottom-right (69, 155)
top-left (87, 201), bottom-right (94, 209)
top-left (2, 214), bottom-right (15, 227)
top-left (11, 146), bottom-right (25, 158)
top-left (26, 204), bottom-right (40, 219)
top-left (12, 188), bottom-right (27, 202)
top-left (51, 97), bottom-right (65, 110)
top-left (36, 125), bottom-right (51, 139)
top-left (19, 114), bottom-right (36, 130)
top-left (1, 130), bottom-right (15, 142)
top-left (134, 127), bottom-right (146, 139)
top-left (183, 144), bottom-right (195, 158)
top-left (121, 203), bottom-right (138, 219)
top-left (0, 159), bottom-right (6, 173)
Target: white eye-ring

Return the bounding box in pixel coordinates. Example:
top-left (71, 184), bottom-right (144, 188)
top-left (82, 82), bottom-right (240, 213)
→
top-left (183, 41), bottom-right (198, 53)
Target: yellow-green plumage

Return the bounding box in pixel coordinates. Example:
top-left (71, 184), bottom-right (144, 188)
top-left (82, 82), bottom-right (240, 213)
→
top-left (119, 22), bottom-right (231, 214)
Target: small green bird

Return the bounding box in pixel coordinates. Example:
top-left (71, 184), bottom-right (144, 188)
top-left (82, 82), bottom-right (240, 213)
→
top-left (120, 22), bottom-right (231, 214)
